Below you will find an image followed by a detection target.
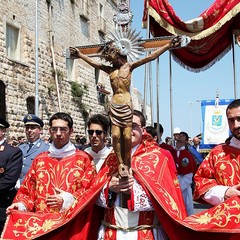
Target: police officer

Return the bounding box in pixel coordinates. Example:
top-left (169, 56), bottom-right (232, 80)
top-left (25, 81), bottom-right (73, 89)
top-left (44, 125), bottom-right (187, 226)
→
top-left (0, 118), bottom-right (22, 233)
top-left (18, 114), bottom-right (49, 184)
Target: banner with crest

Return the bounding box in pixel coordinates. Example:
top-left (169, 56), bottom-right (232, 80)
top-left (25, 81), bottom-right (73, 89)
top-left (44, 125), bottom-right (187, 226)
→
top-left (200, 99), bottom-right (233, 150)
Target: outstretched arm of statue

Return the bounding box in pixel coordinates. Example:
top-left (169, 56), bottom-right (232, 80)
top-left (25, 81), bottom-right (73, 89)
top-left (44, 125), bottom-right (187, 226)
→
top-left (131, 36), bottom-right (182, 70)
top-left (69, 47), bottom-right (109, 72)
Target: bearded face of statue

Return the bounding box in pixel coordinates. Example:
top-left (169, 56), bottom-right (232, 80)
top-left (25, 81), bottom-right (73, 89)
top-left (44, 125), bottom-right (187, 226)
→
top-left (104, 47), bottom-right (127, 67)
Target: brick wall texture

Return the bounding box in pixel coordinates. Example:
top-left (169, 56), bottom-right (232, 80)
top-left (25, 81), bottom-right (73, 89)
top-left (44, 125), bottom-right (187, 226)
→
top-left (0, 0), bottom-right (118, 139)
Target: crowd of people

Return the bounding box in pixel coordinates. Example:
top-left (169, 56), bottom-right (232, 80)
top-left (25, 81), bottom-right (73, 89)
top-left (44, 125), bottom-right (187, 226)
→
top-left (0, 98), bottom-right (240, 239)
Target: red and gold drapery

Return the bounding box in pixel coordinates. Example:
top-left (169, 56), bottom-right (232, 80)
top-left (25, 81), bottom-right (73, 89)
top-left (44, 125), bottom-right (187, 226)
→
top-left (143, 0), bottom-right (240, 71)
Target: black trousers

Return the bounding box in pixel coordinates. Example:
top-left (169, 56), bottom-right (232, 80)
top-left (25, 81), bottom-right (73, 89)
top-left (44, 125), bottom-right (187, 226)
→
top-left (0, 188), bottom-right (17, 234)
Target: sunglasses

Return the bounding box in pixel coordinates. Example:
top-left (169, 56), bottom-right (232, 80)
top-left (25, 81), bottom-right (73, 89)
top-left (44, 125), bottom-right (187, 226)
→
top-left (87, 129), bottom-right (105, 135)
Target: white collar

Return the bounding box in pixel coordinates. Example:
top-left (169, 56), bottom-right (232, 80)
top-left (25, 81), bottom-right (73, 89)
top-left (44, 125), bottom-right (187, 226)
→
top-left (85, 146), bottom-right (112, 172)
top-left (131, 144), bottom-right (140, 156)
top-left (85, 146), bottom-right (112, 158)
top-left (48, 141), bottom-right (76, 158)
top-left (229, 137), bottom-right (240, 149)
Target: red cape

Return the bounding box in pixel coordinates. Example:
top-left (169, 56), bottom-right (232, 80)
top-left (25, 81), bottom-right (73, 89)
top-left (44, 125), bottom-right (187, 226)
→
top-left (3, 139), bottom-right (240, 239)
top-left (132, 136), bottom-right (240, 239)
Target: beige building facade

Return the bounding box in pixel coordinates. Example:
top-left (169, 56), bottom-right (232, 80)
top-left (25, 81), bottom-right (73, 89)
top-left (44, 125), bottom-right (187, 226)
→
top-left (0, 0), bottom-right (118, 139)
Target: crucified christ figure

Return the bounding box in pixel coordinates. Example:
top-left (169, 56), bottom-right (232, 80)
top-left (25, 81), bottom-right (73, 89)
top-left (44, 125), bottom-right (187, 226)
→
top-left (70, 36), bottom-right (182, 177)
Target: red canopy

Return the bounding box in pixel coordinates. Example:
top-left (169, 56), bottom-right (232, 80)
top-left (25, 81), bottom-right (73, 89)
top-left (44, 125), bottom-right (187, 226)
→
top-left (143, 0), bottom-right (240, 71)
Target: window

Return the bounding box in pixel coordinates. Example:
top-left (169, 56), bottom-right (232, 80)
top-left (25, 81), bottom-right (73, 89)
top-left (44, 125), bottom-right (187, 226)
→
top-left (98, 3), bottom-right (106, 33)
top-left (6, 24), bottom-right (20, 61)
top-left (26, 96), bottom-right (35, 114)
top-left (80, 16), bottom-right (89, 37)
top-left (0, 81), bottom-right (6, 120)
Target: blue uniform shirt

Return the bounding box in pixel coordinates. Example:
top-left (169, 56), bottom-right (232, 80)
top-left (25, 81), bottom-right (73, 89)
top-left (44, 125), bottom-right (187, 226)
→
top-left (18, 139), bottom-right (49, 184)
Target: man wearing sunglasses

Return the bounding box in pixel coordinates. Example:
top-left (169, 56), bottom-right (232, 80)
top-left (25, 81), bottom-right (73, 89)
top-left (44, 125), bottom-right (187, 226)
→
top-left (85, 114), bottom-right (112, 172)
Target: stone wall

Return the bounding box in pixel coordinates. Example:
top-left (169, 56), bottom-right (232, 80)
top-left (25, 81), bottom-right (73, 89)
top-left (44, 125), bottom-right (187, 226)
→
top-left (0, 0), bottom-right (117, 139)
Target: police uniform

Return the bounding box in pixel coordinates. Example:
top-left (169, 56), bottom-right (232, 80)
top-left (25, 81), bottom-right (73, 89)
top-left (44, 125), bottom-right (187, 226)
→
top-left (18, 114), bottom-right (49, 184)
top-left (0, 118), bottom-right (22, 232)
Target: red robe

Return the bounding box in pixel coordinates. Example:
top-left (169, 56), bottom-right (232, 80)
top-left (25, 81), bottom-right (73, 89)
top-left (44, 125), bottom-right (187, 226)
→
top-left (194, 143), bottom-right (240, 201)
top-left (175, 148), bottom-right (198, 175)
top-left (101, 137), bottom-right (240, 239)
top-left (160, 141), bottom-right (178, 161)
top-left (4, 141), bottom-right (240, 239)
top-left (1, 150), bottom-right (110, 240)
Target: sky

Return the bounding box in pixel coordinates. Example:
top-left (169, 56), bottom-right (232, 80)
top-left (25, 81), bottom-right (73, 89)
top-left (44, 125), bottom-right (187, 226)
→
top-left (129, 0), bottom-right (240, 139)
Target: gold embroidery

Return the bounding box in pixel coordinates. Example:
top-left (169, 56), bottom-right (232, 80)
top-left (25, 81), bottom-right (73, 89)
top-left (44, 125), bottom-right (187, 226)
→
top-left (185, 199), bottom-right (240, 228)
top-left (13, 217), bottom-right (59, 238)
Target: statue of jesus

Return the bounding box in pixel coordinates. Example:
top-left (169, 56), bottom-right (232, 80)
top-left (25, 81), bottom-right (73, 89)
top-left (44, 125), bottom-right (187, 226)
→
top-left (70, 36), bottom-right (182, 177)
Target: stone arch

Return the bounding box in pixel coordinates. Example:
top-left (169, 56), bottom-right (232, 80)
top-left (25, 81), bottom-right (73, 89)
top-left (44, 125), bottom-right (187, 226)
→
top-left (0, 81), bottom-right (6, 119)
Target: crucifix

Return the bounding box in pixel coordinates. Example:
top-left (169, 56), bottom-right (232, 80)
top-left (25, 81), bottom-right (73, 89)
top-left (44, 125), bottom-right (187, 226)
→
top-left (68, 0), bottom-right (190, 185)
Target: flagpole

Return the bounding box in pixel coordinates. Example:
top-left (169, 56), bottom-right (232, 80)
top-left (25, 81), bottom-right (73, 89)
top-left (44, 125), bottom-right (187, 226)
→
top-left (143, 1), bottom-right (150, 117)
top-left (169, 51), bottom-right (173, 138)
top-left (156, 57), bottom-right (160, 141)
top-left (232, 34), bottom-right (237, 98)
top-left (35, 0), bottom-right (39, 115)
top-left (149, 61), bottom-right (153, 125)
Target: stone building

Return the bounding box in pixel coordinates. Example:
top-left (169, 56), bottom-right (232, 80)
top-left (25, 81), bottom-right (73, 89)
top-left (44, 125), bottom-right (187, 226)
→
top-left (0, 0), bottom-right (117, 139)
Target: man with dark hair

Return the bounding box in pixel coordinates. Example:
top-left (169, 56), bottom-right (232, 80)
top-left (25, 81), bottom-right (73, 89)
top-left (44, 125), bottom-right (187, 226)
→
top-left (155, 123), bottom-right (177, 162)
top-left (194, 98), bottom-right (240, 207)
top-left (75, 135), bottom-right (88, 150)
top-left (94, 108), bottom-right (240, 240)
top-left (85, 114), bottom-right (112, 172)
top-left (0, 118), bottom-right (22, 234)
top-left (4, 112), bottom-right (100, 239)
top-left (179, 132), bottom-right (203, 165)
top-left (165, 136), bottom-right (173, 145)
top-left (145, 126), bottom-right (158, 141)
top-left (175, 131), bottom-right (197, 216)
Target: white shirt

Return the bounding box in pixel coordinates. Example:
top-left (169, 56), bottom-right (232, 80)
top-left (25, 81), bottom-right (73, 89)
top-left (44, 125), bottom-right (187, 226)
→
top-left (85, 146), bottom-right (112, 172)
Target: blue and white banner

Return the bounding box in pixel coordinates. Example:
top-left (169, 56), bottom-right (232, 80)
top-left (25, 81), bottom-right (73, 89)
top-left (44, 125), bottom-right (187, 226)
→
top-left (201, 99), bottom-right (233, 149)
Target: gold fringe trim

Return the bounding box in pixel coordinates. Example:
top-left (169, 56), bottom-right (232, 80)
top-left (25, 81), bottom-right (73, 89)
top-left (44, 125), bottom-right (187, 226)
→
top-left (172, 45), bottom-right (231, 72)
top-left (145, 3), bottom-right (240, 40)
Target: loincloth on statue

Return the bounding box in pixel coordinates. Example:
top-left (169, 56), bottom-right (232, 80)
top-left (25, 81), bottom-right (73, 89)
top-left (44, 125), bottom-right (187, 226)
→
top-left (110, 101), bottom-right (133, 128)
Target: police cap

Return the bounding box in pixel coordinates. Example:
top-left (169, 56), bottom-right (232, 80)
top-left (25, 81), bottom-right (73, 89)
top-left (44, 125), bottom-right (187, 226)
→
top-left (23, 114), bottom-right (44, 127)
